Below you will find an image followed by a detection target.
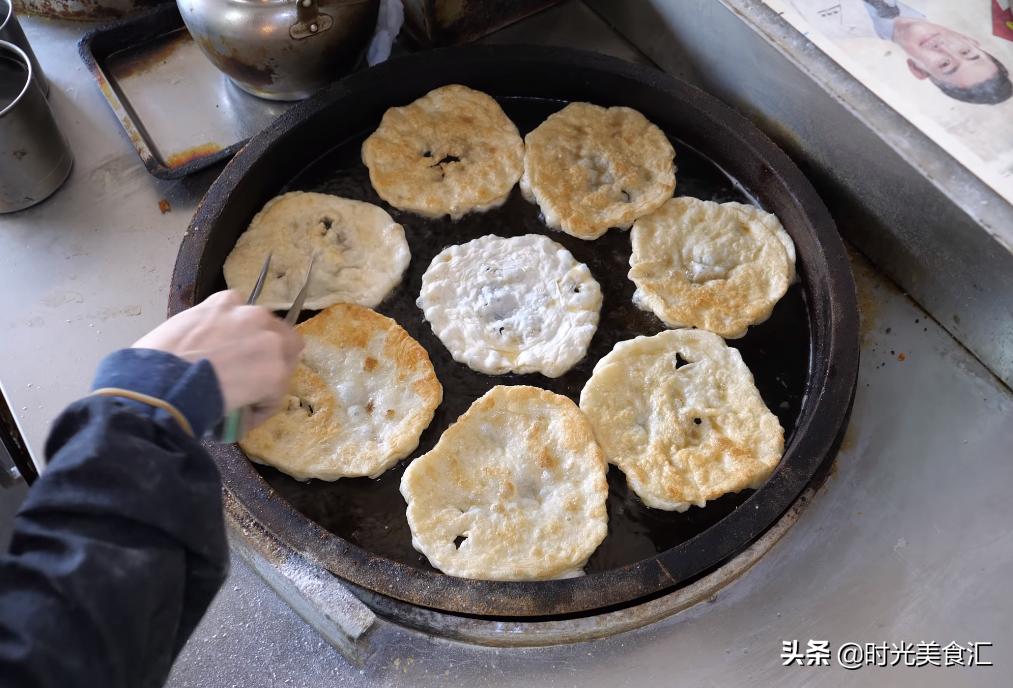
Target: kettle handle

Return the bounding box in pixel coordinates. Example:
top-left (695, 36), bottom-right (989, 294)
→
top-left (291, 0), bottom-right (334, 40)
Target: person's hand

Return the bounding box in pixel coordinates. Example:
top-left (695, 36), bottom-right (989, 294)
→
top-left (132, 290), bottom-right (303, 428)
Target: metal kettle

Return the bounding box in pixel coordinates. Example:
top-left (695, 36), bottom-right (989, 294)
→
top-left (178, 0), bottom-right (379, 101)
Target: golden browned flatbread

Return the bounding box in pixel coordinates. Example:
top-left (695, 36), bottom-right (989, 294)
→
top-left (579, 329), bottom-right (783, 511)
top-left (361, 84), bottom-right (524, 219)
top-left (400, 385), bottom-right (608, 580)
top-left (629, 197), bottom-right (795, 338)
top-left (521, 102), bottom-right (676, 239)
top-left (241, 304), bottom-right (442, 481)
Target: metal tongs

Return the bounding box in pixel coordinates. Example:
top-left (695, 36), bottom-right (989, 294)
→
top-left (217, 252), bottom-right (316, 443)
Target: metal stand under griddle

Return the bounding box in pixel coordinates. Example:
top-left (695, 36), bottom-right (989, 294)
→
top-left (226, 462), bottom-right (832, 659)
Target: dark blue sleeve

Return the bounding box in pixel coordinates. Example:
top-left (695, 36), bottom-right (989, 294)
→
top-left (0, 349), bottom-right (228, 688)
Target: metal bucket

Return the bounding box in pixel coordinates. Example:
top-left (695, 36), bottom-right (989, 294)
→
top-left (1, 0), bottom-right (45, 94)
top-left (0, 40), bottom-right (73, 213)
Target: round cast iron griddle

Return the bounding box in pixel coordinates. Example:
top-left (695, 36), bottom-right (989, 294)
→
top-left (258, 115), bottom-right (811, 575)
top-left (169, 46), bottom-right (859, 618)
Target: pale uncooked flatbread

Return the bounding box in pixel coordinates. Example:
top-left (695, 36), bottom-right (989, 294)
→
top-left (361, 84), bottom-right (524, 220)
top-left (628, 197), bottom-right (795, 339)
top-left (579, 329), bottom-right (783, 512)
top-left (240, 304), bottom-right (442, 481)
top-left (417, 234), bottom-right (602, 378)
top-left (400, 385), bottom-right (608, 580)
top-left (223, 192), bottom-right (410, 311)
top-left (521, 102), bottom-right (676, 239)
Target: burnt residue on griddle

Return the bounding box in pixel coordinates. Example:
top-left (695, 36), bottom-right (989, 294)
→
top-left (257, 97), bottom-right (812, 575)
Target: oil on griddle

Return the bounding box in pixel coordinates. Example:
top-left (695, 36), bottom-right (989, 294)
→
top-left (254, 97), bottom-right (812, 575)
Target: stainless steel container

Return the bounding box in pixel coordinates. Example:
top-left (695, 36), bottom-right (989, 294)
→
top-left (178, 0), bottom-right (379, 101)
top-left (1, 0), bottom-right (46, 94)
top-left (0, 40), bottom-right (73, 213)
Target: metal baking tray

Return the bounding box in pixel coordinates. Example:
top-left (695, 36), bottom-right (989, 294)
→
top-left (78, 4), bottom-right (294, 179)
top-left (170, 46), bottom-right (859, 618)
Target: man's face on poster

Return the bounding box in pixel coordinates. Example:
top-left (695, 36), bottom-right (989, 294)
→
top-left (894, 20), bottom-right (999, 90)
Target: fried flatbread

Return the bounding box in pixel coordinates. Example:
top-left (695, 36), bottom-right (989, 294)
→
top-left (579, 329), bottom-right (783, 511)
top-left (223, 192), bottom-right (410, 311)
top-left (628, 197), bottom-right (795, 338)
top-left (417, 234), bottom-right (602, 378)
top-left (521, 102), bottom-right (676, 239)
top-left (362, 84), bottom-right (524, 220)
top-left (401, 385), bottom-right (609, 580)
top-left (240, 304), bottom-right (442, 481)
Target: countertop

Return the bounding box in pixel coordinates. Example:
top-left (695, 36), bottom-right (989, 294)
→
top-left (2, 2), bottom-right (1010, 686)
